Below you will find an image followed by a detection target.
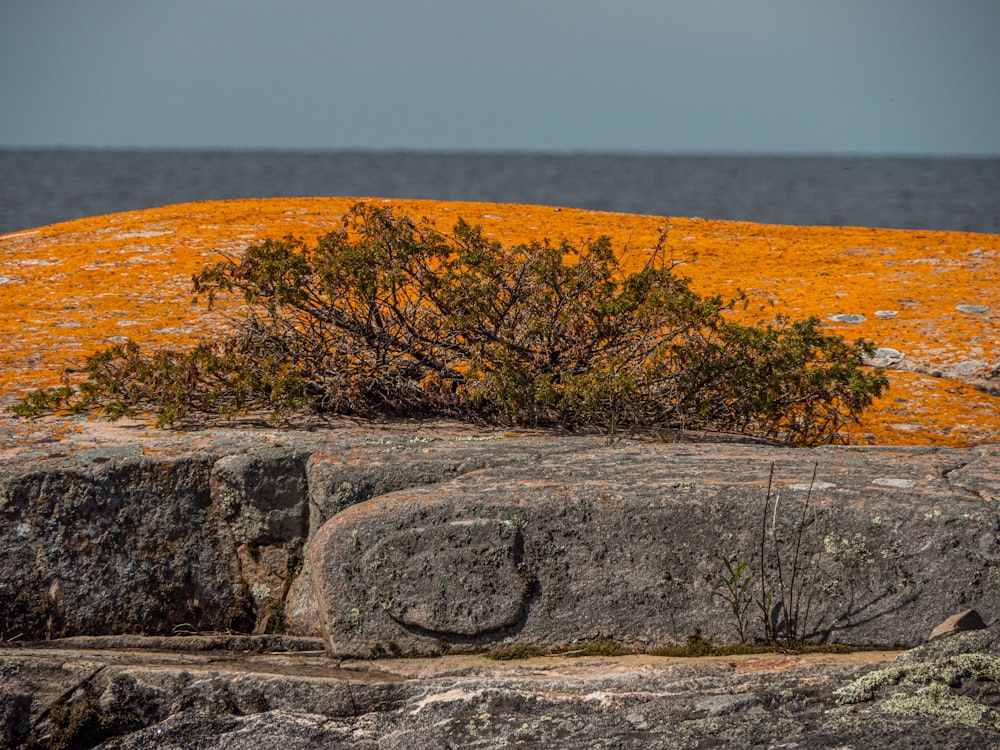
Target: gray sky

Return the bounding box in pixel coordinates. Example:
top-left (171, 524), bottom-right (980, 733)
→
top-left (2, 0), bottom-right (999, 154)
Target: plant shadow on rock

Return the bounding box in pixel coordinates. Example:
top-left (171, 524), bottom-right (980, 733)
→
top-left (12, 203), bottom-right (887, 446)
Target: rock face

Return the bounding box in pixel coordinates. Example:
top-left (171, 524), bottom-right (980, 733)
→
top-left (2, 422), bottom-right (1000, 747)
top-left (308, 440), bottom-right (1000, 656)
top-left (1, 423), bottom-right (998, 656)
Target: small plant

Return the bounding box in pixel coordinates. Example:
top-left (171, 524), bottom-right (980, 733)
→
top-left (714, 462), bottom-right (824, 646)
top-left (758, 463), bottom-right (822, 644)
top-left (263, 601), bottom-right (286, 635)
top-left (12, 203), bottom-right (888, 444)
top-left (712, 556), bottom-right (755, 644)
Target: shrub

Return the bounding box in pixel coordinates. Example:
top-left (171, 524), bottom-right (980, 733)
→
top-left (11, 203), bottom-right (888, 444)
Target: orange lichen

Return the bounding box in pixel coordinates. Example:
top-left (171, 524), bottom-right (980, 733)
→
top-left (1, 197), bottom-right (997, 446)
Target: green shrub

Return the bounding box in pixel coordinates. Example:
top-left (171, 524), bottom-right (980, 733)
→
top-left (12, 203), bottom-right (888, 444)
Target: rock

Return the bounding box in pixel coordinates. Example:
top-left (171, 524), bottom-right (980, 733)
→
top-left (308, 439), bottom-right (1000, 656)
top-left (0, 450), bottom-right (235, 638)
top-left (928, 609), bottom-right (988, 642)
top-left (0, 426), bottom-right (564, 639)
top-left (863, 347), bottom-right (906, 368)
top-left (2, 424), bottom-right (999, 656)
top-left (828, 313), bottom-right (866, 323)
top-left (360, 520), bottom-right (528, 635)
top-left (871, 477), bottom-right (915, 488)
top-left (3, 635), bottom-right (1000, 749)
top-left (956, 304), bottom-right (989, 314)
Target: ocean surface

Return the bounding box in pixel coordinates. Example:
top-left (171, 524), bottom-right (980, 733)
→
top-left (2, 149), bottom-right (999, 236)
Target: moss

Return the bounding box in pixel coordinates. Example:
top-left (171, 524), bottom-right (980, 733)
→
top-left (486, 644), bottom-right (549, 661)
top-left (264, 600), bottom-right (286, 635)
top-left (47, 688), bottom-right (106, 750)
top-left (649, 637), bottom-right (853, 658)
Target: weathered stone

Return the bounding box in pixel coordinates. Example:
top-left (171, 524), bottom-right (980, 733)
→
top-left (929, 609), bottom-right (988, 642)
top-left (308, 441), bottom-right (1000, 655)
top-left (3, 634), bottom-right (1000, 749)
top-left (211, 450), bottom-right (310, 546)
top-left (0, 450), bottom-right (234, 638)
top-left (361, 520), bottom-right (528, 636)
top-left (1, 422), bottom-right (998, 657)
top-left (863, 346), bottom-right (906, 368)
top-left (829, 313), bottom-right (866, 323)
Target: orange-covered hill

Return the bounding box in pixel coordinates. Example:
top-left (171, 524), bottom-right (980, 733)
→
top-left (1, 197), bottom-right (997, 446)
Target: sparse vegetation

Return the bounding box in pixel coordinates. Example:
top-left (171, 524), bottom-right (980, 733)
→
top-left (11, 203), bottom-right (888, 444)
top-left (485, 644), bottom-right (549, 661)
top-left (712, 556), bottom-right (755, 644)
top-left (713, 463), bottom-right (825, 646)
top-left (480, 635), bottom-right (853, 661)
top-left (648, 634), bottom-right (852, 658)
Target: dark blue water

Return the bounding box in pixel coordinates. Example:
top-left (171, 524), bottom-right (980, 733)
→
top-left (2, 149), bottom-right (998, 235)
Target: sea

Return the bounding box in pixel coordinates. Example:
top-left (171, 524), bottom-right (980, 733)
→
top-left (1, 149), bottom-right (999, 236)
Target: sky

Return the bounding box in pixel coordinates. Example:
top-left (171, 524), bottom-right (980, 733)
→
top-left (2, 0), bottom-right (999, 155)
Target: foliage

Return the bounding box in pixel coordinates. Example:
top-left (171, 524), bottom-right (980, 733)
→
top-left (712, 556), bottom-right (755, 644)
top-left (11, 203), bottom-right (888, 444)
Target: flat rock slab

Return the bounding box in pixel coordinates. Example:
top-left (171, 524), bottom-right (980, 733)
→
top-left (3, 633), bottom-right (1000, 749)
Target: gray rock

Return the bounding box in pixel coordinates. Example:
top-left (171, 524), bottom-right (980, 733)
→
top-left (360, 519), bottom-right (528, 635)
top-left (0, 427), bottom-right (572, 639)
top-left (829, 313), bottom-right (866, 323)
top-left (863, 347), bottom-right (906, 368)
top-left (3, 636), bottom-right (1000, 749)
top-left (2, 423), bottom-right (999, 661)
top-left (309, 441), bottom-right (1000, 655)
top-left (0, 451), bottom-right (234, 638)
